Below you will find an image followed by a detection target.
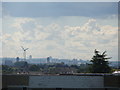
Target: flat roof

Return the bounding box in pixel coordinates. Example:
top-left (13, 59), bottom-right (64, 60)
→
top-left (2, 73), bottom-right (118, 76)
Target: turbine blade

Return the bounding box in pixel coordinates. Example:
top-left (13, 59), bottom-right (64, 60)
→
top-left (21, 46), bottom-right (24, 50)
top-left (25, 48), bottom-right (29, 51)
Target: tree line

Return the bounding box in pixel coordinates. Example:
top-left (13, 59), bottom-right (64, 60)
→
top-left (2, 49), bottom-right (118, 74)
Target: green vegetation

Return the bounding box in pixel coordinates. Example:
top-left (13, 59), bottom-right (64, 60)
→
top-left (77, 64), bottom-right (91, 73)
top-left (2, 65), bottom-right (14, 74)
top-left (90, 49), bottom-right (112, 73)
top-left (29, 64), bottom-right (40, 71)
top-left (1, 49), bottom-right (114, 74)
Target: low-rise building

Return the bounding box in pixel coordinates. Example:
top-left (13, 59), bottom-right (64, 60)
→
top-left (2, 74), bottom-right (120, 90)
top-left (4, 60), bottom-right (13, 66)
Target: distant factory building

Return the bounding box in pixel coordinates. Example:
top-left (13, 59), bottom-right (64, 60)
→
top-left (72, 59), bottom-right (78, 65)
top-left (16, 57), bottom-right (20, 62)
top-left (29, 55), bottom-right (32, 60)
top-left (47, 56), bottom-right (52, 63)
top-left (4, 60), bottom-right (13, 66)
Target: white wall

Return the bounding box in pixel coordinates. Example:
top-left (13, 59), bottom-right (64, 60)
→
top-left (29, 75), bottom-right (104, 88)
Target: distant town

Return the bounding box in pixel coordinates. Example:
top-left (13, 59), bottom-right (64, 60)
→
top-left (1, 56), bottom-right (119, 68)
top-left (1, 55), bottom-right (120, 75)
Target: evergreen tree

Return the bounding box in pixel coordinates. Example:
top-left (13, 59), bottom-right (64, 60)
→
top-left (90, 49), bottom-right (111, 73)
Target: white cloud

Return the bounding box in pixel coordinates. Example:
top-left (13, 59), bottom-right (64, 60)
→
top-left (2, 16), bottom-right (118, 60)
top-left (12, 18), bottom-right (35, 31)
top-left (34, 31), bottom-right (50, 40)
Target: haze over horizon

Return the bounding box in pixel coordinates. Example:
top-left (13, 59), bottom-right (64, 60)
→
top-left (1, 2), bottom-right (118, 61)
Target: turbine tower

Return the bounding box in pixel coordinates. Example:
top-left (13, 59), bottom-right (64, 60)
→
top-left (21, 46), bottom-right (29, 61)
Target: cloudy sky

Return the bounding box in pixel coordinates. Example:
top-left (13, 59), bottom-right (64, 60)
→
top-left (1, 2), bottom-right (118, 61)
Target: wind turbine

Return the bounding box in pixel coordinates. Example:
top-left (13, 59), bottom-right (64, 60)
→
top-left (21, 46), bottom-right (29, 61)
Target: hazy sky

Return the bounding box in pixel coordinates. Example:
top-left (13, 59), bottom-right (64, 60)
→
top-left (1, 2), bottom-right (118, 61)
